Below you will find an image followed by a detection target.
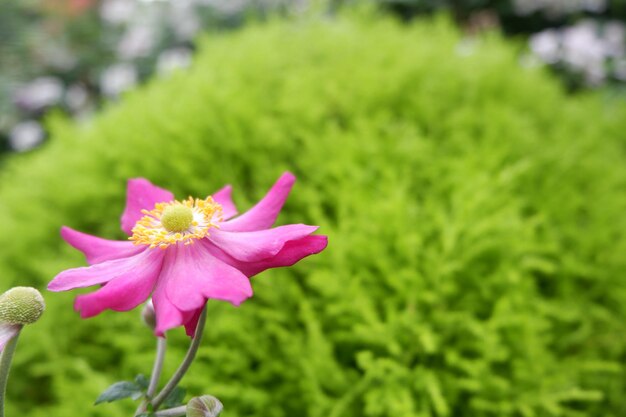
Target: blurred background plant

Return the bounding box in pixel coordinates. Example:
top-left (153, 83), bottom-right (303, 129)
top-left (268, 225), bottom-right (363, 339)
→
top-left (1, 0), bottom-right (625, 154)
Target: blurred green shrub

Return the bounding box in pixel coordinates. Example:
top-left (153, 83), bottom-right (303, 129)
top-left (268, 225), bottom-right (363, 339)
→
top-left (0, 12), bottom-right (625, 417)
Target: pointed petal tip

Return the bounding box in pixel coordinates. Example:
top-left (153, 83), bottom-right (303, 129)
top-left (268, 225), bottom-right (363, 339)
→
top-left (278, 171), bottom-right (296, 187)
top-left (220, 172), bottom-right (299, 232)
top-left (209, 223), bottom-right (320, 262)
top-left (212, 184), bottom-right (238, 219)
top-left (60, 225), bottom-right (82, 242)
top-left (47, 273), bottom-right (72, 292)
top-left (315, 235), bottom-right (329, 252)
top-left (121, 178), bottom-right (174, 235)
top-left (127, 177), bottom-right (150, 185)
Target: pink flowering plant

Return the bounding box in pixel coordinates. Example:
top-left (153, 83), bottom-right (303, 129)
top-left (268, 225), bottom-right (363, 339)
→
top-left (0, 172), bottom-right (326, 417)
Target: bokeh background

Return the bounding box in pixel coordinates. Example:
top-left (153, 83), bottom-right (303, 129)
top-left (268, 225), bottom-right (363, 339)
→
top-left (1, 0), bottom-right (625, 416)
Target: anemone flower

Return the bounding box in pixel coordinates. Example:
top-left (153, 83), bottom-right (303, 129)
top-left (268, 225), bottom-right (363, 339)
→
top-left (48, 173), bottom-right (327, 336)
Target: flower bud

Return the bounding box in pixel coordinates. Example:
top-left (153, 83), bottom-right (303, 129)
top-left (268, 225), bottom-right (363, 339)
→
top-left (0, 287), bottom-right (45, 325)
top-left (186, 395), bottom-right (223, 417)
top-left (141, 299), bottom-right (156, 330)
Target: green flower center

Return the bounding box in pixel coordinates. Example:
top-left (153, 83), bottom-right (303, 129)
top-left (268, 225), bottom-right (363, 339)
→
top-left (160, 205), bottom-right (194, 233)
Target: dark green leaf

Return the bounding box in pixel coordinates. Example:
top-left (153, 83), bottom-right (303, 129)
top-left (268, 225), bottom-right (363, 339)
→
top-left (135, 374), bottom-right (150, 390)
top-left (163, 386), bottom-right (186, 408)
top-left (95, 381), bottom-right (145, 405)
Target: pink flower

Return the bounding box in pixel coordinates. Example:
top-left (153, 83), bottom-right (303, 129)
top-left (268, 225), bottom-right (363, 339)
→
top-left (48, 173), bottom-right (327, 336)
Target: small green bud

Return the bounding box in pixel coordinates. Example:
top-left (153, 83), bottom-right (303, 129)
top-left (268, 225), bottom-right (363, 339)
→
top-left (186, 395), bottom-right (223, 417)
top-left (0, 287), bottom-right (45, 325)
top-left (161, 205), bottom-right (194, 233)
top-left (141, 299), bottom-right (156, 330)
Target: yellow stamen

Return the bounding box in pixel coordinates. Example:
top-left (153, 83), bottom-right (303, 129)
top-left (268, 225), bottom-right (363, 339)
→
top-left (130, 196), bottom-right (223, 249)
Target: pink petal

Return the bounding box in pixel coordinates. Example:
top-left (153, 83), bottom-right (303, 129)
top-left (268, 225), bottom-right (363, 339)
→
top-left (120, 178), bottom-right (174, 235)
top-left (212, 185), bottom-right (238, 220)
top-left (48, 247), bottom-right (158, 292)
top-left (205, 235), bottom-right (328, 277)
top-left (220, 172), bottom-right (295, 232)
top-left (73, 250), bottom-right (165, 318)
top-left (160, 242), bottom-right (253, 313)
top-left (152, 281), bottom-right (185, 337)
top-left (61, 226), bottom-right (143, 265)
top-left (0, 323), bottom-right (21, 353)
top-left (183, 308), bottom-right (203, 337)
top-left (208, 224), bottom-right (319, 262)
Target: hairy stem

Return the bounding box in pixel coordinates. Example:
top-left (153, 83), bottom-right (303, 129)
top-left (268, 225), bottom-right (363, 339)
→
top-left (151, 306), bottom-right (208, 411)
top-left (154, 405), bottom-right (187, 416)
top-left (0, 330), bottom-right (21, 417)
top-left (148, 337), bottom-right (168, 397)
top-left (135, 337), bottom-right (168, 415)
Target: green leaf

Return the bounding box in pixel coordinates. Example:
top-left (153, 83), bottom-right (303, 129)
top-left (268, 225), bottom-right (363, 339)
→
top-left (95, 381), bottom-right (145, 405)
top-left (163, 386), bottom-right (187, 408)
top-left (135, 374), bottom-right (150, 390)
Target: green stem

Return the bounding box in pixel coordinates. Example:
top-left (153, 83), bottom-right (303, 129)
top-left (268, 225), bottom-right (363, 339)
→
top-left (0, 330), bottom-right (21, 417)
top-left (151, 306), bottom-right (208, 411)
top-left (135, 337), bottom-right (168, 416)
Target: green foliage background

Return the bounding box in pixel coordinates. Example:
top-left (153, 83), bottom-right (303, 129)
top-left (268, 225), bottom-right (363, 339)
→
top-left (0, 12), bottom-right (625, 417)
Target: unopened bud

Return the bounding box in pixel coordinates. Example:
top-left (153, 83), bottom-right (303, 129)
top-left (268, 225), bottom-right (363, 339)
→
top-left (141, 299), bottom-right (156, 330)
top-left (186, 395), bottom-right (223, 417)
top-left (0, 287), bottom-right (45, 325)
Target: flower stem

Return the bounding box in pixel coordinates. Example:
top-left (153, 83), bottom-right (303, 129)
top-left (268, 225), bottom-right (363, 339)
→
top-left (154, 405), bottom-right (187, 416)
top-left (151, 306), bottom-right (208, 411)
top-left (148, 337), bottom-right (168, 397)
top-left (0, 330), bottom-right (21, 417)
top-left (135, 337), bottom-right (168, 415)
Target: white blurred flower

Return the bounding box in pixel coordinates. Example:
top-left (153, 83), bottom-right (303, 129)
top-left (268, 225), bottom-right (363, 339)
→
top-left (157, 48), bottom-right (193, 75)
top-left (100, 0), bottom-right (137, 25)
top-left (9, 121), bottom-right (44, 152)
top-left (117, 25), bottom-right (157, 60)
top-left (65, 84), bottom-right (89, 112)
top-left (14, 77), bottom-right (64, 112)
top-left (513, 0), bottom-right (607, 17)
top-left (585, 62), bottom-right (606, 85)
top-left (584, 0), bottom-right (608, 13)
top-left (530, 20), bottom-right (626, 86)
top-left (201, 0), bottom-right (248, 16)
top-left (100, 63), bottom-right (138, 97)
top-left (561, 21), bottom-right (605, 69)
top-left (603, 22), bottom-right (625, 57)
top-left (168, 0), bottom-right (201, 41)
top-left (530, 30), bottom-right (561, 64)
top-left (39, 43), bottom-right (77, 71)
